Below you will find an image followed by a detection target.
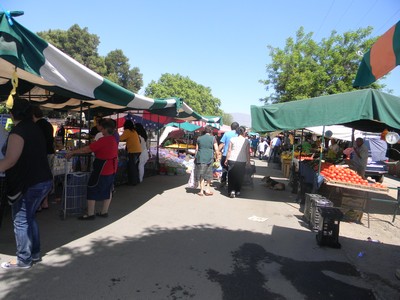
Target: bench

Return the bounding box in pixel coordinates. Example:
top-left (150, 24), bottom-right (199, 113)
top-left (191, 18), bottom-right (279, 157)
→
top-left (368, 186), bottom-right (400, 228)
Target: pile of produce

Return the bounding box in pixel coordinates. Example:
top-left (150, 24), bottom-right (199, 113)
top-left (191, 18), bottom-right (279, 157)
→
top-left (319, 164), bottom-right (387, 190)
top-left (280, 151), bottom-right (314, 161)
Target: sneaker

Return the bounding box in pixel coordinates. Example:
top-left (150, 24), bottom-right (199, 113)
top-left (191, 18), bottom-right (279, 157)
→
top-left (1, 261), bottom-right (32, 270)
top-left (32, 257), bottom-right (42, 264)
top-left (230, 191), bottom-right (236, 198)
top-left (235, 191), bottom-right (241, 197)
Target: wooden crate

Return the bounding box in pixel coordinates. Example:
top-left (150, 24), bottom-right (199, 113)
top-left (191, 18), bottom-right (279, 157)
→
top-left (281, 159), bottom-right (291, 178)
top-left (341, 196), bottom-right (366, 210)
top-left (339, 207), bottom-right (363, 223)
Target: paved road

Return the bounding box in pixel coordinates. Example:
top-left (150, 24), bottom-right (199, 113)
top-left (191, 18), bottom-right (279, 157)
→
top-left (0, 159), bottom-right (399, 299)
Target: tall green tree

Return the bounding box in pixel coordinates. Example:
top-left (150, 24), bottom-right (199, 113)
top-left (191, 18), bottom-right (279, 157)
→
top-left (260, 26), bottom-right (383, 103)
top-left (38, 24), bottom-right (106, 75)
top-left (105, 50), bottom-right (143, 92)
top-left (38, 25), bottom-right (143, 92)
top-left (145, 73), bottom-right (222, 116)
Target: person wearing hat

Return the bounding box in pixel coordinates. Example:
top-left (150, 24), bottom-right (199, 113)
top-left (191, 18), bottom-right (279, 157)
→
top-left (0, 98), bottom-right (53, 270)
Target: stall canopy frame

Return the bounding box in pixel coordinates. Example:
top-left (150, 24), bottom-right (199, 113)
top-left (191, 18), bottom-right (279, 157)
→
top-left (251, 89), bottom-right (400, 133)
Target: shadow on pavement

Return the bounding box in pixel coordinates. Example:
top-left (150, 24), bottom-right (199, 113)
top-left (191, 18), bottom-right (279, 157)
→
top-left (0, 225), bottom-right (399, 299)
top-left (0, 174), bottom-right (189, 256)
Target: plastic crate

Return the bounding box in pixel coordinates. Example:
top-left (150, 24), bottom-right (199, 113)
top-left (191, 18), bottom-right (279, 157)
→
top-left (309, 197), bottom-right (333, 231)
top-left (316, 207), bottom-right (344, 248)
top-left (304, 194), bottom-right (328, 222)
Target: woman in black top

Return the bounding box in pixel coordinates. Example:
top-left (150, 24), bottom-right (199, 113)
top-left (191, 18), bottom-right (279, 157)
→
top-left (0, 98), bottom-right (53, 270)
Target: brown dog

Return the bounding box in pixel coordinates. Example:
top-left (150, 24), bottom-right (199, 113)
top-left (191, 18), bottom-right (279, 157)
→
top-left (261, 176), bottom-right (285, 191)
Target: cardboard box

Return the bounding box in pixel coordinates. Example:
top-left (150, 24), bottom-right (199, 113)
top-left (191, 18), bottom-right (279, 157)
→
top-left (341, 196), bottom-right (366, 210)
top-left (339, 208), bottom-right (363, 223)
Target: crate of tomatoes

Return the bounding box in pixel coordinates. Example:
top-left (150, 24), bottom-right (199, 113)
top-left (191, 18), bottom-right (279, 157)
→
top-left (319, 164), bottom-right (388, 191)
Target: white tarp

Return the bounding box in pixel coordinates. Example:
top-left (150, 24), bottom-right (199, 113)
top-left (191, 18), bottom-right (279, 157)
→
top-left (305, 125), bottom-right (373, 141)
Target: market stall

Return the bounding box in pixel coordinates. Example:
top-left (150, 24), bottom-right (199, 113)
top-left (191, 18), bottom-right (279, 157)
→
top-left (0, 11), bottom-right (220, 220)
top-left (251, 89), bottom-right (400, 223)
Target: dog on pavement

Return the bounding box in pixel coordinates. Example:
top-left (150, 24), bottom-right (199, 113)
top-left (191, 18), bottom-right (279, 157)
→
top-left (261, 176), bottom-right (285, 191)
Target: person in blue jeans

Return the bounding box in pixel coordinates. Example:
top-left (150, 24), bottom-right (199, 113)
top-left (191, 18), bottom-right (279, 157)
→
top-left (0, 98), bottom-right (53, 270)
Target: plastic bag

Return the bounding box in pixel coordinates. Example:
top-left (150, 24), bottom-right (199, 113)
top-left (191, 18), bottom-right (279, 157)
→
top-left (187, 167), bottom-right (198, 188)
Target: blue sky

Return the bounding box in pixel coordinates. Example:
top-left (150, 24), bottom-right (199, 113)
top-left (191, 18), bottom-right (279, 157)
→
top-left (2, 0), bottom-right (400, 115)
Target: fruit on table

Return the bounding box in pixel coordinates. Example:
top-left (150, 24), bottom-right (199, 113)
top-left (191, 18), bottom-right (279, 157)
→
top-left (319, 164), bottom-right (387, 189)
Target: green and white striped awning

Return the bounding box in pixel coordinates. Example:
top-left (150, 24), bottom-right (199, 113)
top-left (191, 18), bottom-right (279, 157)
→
top-left (0, 11), bottom-right (208, 121)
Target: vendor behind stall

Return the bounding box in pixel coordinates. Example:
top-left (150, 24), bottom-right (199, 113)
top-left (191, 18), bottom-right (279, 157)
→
top-left (327, 139), bottom-right (340, 159)
top-left (348, 137), bottom-right (368, 179)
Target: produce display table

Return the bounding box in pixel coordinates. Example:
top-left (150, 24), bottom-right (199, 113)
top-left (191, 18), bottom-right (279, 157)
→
top-left (324, 181), bottom-right (396, 227)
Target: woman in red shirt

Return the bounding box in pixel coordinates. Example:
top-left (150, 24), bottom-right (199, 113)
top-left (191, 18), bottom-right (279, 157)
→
top-left (66, 119), bottom-right (118, 220)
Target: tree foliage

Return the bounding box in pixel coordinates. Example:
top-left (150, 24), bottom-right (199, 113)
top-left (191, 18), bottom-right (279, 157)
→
top-left (105, 50), bottom-right (143, 92)
top-left (145, 73), bottom-right (222, 116)
top-left (260, 26), bottom-right (382, 103)
top-left (222, 112), bottom-right (233, 125)
top-left (38, 25), bottom-right (143, 92)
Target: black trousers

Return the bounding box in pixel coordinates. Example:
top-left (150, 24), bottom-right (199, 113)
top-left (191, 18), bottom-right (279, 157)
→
top-left (127, 153), bottom-right (141, 185)
top-left (227, 161), bottom-right (246, 194)
top-left (220, 155), bottom-right (228, 182)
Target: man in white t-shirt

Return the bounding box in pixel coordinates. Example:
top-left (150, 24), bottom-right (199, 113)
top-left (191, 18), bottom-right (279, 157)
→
top-left (268, 136), bottom-right (282, 163)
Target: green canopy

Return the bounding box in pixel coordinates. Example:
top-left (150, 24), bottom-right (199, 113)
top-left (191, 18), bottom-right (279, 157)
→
top-left (251, 89), bottom-right (400, 133)
top-left (165, 122), bottom-right (202, 132)
top-left (0, 11), bottom-right (208, 121)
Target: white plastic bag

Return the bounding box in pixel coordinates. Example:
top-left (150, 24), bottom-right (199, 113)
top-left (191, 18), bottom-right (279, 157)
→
top-left (265, 146), bottom-right (271, 158)
top-left (187, 167), bottom-right (198, 188)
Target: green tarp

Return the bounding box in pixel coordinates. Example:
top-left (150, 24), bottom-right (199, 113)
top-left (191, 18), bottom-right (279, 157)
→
top-left (251, 89), bottom-right (400, 133)
top-left (165, 122), bottom-right (202, 132)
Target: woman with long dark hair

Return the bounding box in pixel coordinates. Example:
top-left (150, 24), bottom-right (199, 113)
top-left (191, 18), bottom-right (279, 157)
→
top-left (0, 98), bottom-right (53, 269)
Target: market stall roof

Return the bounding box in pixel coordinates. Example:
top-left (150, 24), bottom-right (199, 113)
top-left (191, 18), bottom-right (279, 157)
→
top-left (191, 115), bottom-right (223, 129)
top-left (164, 122), bottom-right (202, 132)
top-left (251, 89), bottom-right (400, 133)
top-left (0, 11), bottom-right (208, 122)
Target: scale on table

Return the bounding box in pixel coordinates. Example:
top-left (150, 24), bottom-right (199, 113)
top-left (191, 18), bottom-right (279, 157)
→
top-left (385, 132), bottom-right (400, 144)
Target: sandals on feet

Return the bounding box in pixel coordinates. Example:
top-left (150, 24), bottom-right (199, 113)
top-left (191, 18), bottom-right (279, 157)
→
top-left (96, 212), bottom-right (109, 218)
top-left (197, 192), bottom-right (204, 196)
top-left (204, 191), bottom-right (213, 196)
top-left (78, 214), bottom-right (96, 220)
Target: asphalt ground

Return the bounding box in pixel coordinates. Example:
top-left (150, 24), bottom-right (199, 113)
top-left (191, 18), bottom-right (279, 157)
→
top-left (0, 159), bottom-right (399, 299)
